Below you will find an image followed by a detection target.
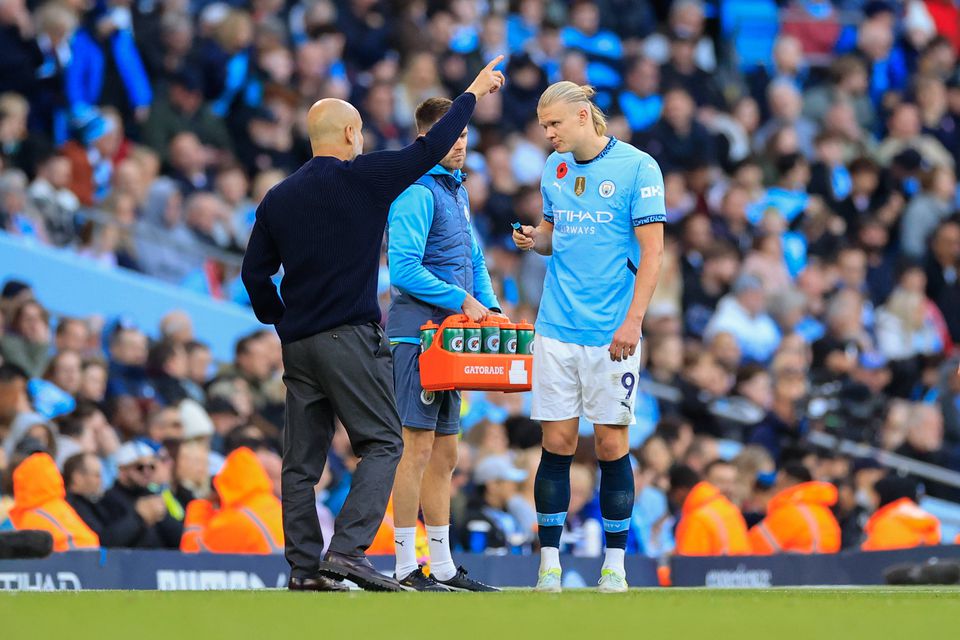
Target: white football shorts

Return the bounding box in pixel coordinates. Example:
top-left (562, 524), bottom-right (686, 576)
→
top-left (530, 334), bottom-right (641, 426)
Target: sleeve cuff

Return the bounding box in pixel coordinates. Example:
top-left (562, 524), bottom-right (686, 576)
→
top-left (633, 214), bottom-right (666, 227)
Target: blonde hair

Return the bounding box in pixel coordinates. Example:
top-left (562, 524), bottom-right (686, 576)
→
top-left (216, 9), bottom-right (253, 52)
top-left (35, 2), bottom-right (77, 40)
top-left (538, 81), bottom-right (607, 136)
top-left (883, 287), bottom-right (924, 333)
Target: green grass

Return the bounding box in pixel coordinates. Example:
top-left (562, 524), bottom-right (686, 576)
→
top-left (1, 588), bottom-right (959, 640)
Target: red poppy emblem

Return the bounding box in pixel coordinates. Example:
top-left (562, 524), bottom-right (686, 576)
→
top-left (556, 162), bottom-right (568, 179)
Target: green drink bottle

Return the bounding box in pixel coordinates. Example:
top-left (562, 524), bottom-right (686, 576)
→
top-left (419, 321), bottom-right (439, 353)
top-left (480, 320), bottom-right (500, 354)
top-left (463, 322), bottom-right (481, 353)
top-left (516, 320), bottom-right (535, 355)
top-left (500, 323), bottom-right (518, 354)
top-left (442, 320), bottom-right (464, 352)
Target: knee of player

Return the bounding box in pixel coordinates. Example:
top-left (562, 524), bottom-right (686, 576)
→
top-left (402, 429), bottom-right (435, 465)
top-left (434, 443), bottom-right (458, 474)
top-left (543, 432), bottom-right (578, 456)
top-left (594, 435), bottom-right (628, 461)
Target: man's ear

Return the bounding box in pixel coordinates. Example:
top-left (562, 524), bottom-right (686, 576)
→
top-left (345, 124), bottom-right (355, 145)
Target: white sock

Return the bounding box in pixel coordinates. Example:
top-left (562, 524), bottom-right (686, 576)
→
top-left (394, 526), bottom-right (418, 580)
top-left (602, 548), bottom-right (625, 575)
top-left (425, 524), bottom-right (456, 581)
top-left (539, 546), bottom-right (561, 573)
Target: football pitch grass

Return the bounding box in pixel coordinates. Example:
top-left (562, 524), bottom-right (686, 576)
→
top-left (2, 588), bottom-right (959, 639)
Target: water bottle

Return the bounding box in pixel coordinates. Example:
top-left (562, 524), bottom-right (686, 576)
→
top-left (467, 520), bottom-right (491, 553)
top-left (499, 324), bottom-right (517, 354)
top-left (516, 320), bottom-right (535, 355)
top-left (419, 321), bottom-right (439, 353)
top-left (480, 320), bottom-right (500, 354)
top-left (463, 321), bottom-right (481, 353)
top-left (442, 319), bottom-right (464, 352)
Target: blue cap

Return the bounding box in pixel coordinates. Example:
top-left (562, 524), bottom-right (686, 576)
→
top-left (756, 470), bottom-right (777, 489)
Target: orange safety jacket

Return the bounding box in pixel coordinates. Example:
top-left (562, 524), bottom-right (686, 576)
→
top-left (675, 481), bottom-right (751, 556)
top-left (10, 453), bottom-right (99, 551)
top-left (862, 497), bottom-right (940, 551)
top-left (749, 481), bottom-right (841, 554)
top-left (180, 447), bottom-right (283, 554)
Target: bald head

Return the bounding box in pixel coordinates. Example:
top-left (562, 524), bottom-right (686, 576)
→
top-left (307, 99), bottom-right (364, 160)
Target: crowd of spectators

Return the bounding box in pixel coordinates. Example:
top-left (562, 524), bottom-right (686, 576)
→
top-left (3, 0), bottom-right (960, 558)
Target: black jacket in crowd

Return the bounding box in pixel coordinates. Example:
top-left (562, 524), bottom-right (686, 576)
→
top-left (96, 482), bottom-right (183, 549)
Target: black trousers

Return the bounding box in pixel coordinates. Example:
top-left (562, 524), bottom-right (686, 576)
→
top-left (280, 322), bottom-right (403, 577)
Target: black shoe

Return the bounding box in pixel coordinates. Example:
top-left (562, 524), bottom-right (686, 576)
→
top-left (287, 575), bottom-right (349, 592)
top-left (322, 550), bottom-right (404, 592)
top-left (435, 566), bottom-right (499, 592)
top-left (396, 566), bottom-right (452, 592)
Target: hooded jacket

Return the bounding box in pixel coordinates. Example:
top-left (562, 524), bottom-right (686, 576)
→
top-left (862, 498), bottom-right (940, 551)
top-left (181, 447), bottom-right (282, 554)
top-left (749, 481), bottom-right (841, 554)
top-left (675, 481), bottom-right (751, 556)
top-left (10, 453), bottom-right (99, 551)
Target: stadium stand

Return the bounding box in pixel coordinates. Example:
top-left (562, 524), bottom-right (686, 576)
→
top-left (2, 0), bottom-right (960, 576)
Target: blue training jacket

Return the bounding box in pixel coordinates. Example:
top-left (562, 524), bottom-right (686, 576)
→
top-left (387, 165), bottom-right (499, 343)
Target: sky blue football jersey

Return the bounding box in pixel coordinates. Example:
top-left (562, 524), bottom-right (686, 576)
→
top-left (537, 137), bottom-right (666, 347)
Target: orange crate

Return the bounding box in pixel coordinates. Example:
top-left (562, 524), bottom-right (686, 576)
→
top-left (419, 314), bottom-right (532, 392)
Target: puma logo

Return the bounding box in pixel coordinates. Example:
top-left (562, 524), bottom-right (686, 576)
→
top-left (431, 538), bottom-right (444, 544)
top-left (552, 181), bottom-right (563, 193)
top-left (395, 539), bottom-right (404, 547)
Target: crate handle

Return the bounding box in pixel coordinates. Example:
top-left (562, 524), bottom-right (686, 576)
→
top-left (436, 313), bottom-right (512, 331)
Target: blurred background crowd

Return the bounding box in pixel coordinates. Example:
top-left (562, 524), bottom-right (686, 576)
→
top-left (3, 0), bottom-right (960, 559)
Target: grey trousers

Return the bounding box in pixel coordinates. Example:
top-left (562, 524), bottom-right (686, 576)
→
top-left (280, 322), bottom-right (403, 577)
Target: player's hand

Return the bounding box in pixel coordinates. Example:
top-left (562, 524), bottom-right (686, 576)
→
top-left (609, 316), bottom-right (642, 362)
top-left (462, 293), bottom-right (489, 323)
top-left (512, 225), bottom-right (536, 251)
top-left (466, 56), bottom-right (506, 99)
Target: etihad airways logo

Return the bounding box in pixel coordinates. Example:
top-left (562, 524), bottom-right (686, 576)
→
top-left (553, 210), bottom-right (614, 224)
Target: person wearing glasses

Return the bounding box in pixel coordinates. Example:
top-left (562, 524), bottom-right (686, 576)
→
top-left (98, 441), bottom-right (183, 548)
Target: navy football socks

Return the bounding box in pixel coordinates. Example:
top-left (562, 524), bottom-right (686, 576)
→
top-left (534, 448), bottom-right (574, 548)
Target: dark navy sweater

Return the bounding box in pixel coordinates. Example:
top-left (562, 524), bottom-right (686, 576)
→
top-left (241, 93), bottom-right (477, 344)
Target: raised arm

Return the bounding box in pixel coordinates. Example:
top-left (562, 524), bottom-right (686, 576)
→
top-left (353, 56), bottom-right (506, 204)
